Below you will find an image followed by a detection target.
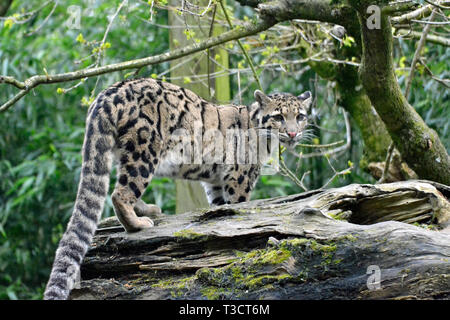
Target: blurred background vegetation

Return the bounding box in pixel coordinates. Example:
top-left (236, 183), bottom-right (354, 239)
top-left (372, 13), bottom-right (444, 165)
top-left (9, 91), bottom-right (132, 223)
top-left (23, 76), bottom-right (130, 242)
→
top-left (0, 0), bottom-right (448, 299)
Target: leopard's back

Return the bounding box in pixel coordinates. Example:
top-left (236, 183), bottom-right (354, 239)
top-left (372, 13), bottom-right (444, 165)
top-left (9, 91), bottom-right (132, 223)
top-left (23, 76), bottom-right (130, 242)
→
top-left (45, 78), bottom-right (311, 300)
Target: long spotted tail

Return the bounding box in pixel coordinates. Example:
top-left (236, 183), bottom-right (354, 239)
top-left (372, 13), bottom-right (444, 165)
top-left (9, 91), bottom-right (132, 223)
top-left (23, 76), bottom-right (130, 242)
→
top-left (44, 110), bottom-right (115, 300)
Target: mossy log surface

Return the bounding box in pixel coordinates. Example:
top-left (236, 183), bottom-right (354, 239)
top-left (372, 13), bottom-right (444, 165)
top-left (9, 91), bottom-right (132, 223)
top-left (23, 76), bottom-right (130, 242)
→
top-left (71, 180), bottom-right (450, 300)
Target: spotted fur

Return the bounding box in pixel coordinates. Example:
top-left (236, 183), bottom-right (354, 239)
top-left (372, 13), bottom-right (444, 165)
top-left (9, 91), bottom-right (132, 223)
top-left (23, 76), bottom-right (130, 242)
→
top-left (44, 78), bottom-right (312, 299)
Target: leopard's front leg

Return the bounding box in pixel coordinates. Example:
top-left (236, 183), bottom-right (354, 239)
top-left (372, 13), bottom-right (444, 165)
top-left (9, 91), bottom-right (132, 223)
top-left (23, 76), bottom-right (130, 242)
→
top-left (222, 165), bottom-right (260, 204)
top-left (202, 182), bottom-right (226, 206)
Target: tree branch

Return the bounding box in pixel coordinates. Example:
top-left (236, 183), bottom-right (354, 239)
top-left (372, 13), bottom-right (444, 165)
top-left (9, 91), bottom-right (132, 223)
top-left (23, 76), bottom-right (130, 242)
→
top-left (0, 0), bottom-right (360, 113)
top-left (253, 0), bottom-right (356, 27)
top-left (348, 0), bottom-right (450, 185)
top-left (2, 0), bottom-right (449, 185)
top-left (394, 29), bottom-right (450, 47)
top-left (391, 1), bottom-right (450, 24)
top-left (0, 17), bottom-right (275, 112)
top-left (404, 9), bottom-right (437, 99)
top-left (377, 142), bottom-right (395, 184)
top-left (73, 181), bottom-right (450, 300)
top-left (219, 0), bottom-right (263, 90)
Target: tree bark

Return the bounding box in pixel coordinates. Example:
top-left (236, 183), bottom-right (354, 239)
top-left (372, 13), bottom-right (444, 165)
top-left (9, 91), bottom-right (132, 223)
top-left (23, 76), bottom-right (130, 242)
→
top-left (296, 43), bottom-right (392, 167)
top-left (240, 0), bottom-right (450, 184)
top-left (71, 180), bottom-right (450, 300)
top-left (348, 0), bottom-right (450, 185)
top-left (295, 30), bottom-right (411, 181)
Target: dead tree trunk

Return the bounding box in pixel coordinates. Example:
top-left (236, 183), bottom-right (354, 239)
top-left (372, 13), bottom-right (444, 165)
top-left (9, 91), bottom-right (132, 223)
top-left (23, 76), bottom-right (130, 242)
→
top-left (71, 180), bottom-right (450, 300)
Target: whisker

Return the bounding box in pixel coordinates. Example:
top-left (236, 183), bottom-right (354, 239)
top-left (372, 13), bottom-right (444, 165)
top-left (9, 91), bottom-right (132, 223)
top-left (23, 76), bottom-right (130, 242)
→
top-left (301, 132), bottom-right (316, 137)
top-left (299, 134), bottom-right (315, 142)
top-left (308, 123), bottom-right (339, 134)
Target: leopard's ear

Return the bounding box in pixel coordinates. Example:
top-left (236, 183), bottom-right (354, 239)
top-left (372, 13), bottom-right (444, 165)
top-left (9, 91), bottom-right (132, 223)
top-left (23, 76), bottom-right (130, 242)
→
top-left (298, 91), bottom-right (312, 112)
top-left (254, 90), bottom-right (272, 107)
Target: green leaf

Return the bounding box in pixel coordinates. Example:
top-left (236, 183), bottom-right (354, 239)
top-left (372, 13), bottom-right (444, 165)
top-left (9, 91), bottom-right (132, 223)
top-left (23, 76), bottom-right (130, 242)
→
top-left (342, 35), bottom-right (355, 47)
top-left (183, 76), bottom-right (192, 84)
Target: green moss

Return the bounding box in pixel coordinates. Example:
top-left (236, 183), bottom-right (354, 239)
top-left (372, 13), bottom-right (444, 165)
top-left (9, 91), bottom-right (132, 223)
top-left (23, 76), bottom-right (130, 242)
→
top-left (412, 222), bottom-right (440, 231)
top-left (233, 247), bottom-right (292, 266)
top-left (329, 212), bottom-right (344, 220)
top-left (256, 247), bottom-right (292, 265)
top-left (309, 239), bottom-right (337, 254)
top-left (152, 276), bottom-right (195, 298)
top-left (152, 276), bottom-right (194, 289)
top-left (194, 244), bottom-right (296, 297)
top-left (340, 234), bottom-right (358, 242)
top-left (244, 274), bottom-right (292, 289)
top-left (283, 238), bottom-right (310, 247)
top-left (280, 237), bottom-right (341, 264)
top-left (173, 228), bottom-right (207, 240)
top-left (201, 286), bottom-right (227, 300)
top-left (328, 211), bottom-right (352, 221)
top-left (231, 266), bottom-right (243, 280)
top-left (195, 267), bottom-right (213, 281)
top-left (280, 237), bottom-right (345, 270)
top-left (192, 237), bottom-right (348, 298)
top-left (242, 250), bottom-right (258, 260)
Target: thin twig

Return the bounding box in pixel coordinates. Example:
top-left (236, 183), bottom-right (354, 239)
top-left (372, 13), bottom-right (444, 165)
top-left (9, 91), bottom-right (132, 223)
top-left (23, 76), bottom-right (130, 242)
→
top-left (91, 0), bottom-right (128, 97)
top-left (405, 9), bottom-right (437, 99)
top-left (60, 0), bottom-right (128, 96)
top-left (237, 69), bottom-right (242, 104)
top-left (410, 19), bottom-right (450, 25)
top-left (419, 58), bottom-right (450, 88)
top-left (279, 150), bottom-right (308, 191)
top-left (179, 0), bottom-right (213, 17)
top-left (207, 3), bottom-right (217, 99)
top-left (0, 0), bottom-right (54, 22)
top-left (391, 2), bottom-right (436, 24)
top-left (0, 18), bottom-right (275, 112)
top-left (394, 29), bottom-right (450, 46)
top-left (377, 142), bottom-right (395, 184)
top-left (218, 0), bottom-right (263, 90)
top-left (423, 0), bottom-right (450, 9)
top-left (149, 0), bottom-right (155, 21)
top-left (297, 110), bottom-right (351, 159)
top-left (320, 157), bottom-right (354, 189)
top-left (25, 0), bottom-right (59, 37)
top-left (296, 140), bottom-right (345, 149)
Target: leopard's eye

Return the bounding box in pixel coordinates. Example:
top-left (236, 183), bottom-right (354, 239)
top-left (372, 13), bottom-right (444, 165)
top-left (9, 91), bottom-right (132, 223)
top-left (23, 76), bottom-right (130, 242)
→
top-left (272, 114), bottom-right (284, 122)
top-left (297, 114), bottom-right (306, 121)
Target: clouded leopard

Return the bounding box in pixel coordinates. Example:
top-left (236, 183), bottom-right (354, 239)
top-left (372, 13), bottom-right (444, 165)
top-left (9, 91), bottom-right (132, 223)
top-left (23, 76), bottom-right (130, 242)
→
top-left (44, 78), bottom-right (312, 299)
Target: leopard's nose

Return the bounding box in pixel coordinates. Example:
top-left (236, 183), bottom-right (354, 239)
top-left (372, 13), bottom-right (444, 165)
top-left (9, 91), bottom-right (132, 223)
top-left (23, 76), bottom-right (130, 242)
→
top-left (287, 132), bottom-right (297, 139)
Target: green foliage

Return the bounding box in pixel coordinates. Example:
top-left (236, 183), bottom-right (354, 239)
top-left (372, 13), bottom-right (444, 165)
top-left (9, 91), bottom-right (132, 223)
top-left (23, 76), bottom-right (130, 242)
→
top-left (0, 0), bottom-right (170, 299)
top-left (395, 42), bottom-right (449, 149)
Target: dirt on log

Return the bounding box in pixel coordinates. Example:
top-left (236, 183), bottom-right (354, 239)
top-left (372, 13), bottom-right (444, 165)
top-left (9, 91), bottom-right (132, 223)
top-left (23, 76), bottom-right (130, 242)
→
top-left (71, 180), bottom-right (450, 300)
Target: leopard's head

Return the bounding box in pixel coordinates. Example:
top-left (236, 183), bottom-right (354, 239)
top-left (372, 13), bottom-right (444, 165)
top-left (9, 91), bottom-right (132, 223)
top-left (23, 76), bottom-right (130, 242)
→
top-left (253, 90), bottom-right (312, 148)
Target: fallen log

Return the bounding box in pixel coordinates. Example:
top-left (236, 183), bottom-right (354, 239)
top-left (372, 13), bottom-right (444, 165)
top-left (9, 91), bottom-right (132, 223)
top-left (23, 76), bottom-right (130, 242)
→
top-left (71, 180), bottom-right (450, 300)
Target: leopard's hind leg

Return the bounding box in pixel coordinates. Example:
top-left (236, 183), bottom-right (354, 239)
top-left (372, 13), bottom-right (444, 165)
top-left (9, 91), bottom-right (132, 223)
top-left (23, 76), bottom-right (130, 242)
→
top-left (113, 140), bottom-right (158, 232)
